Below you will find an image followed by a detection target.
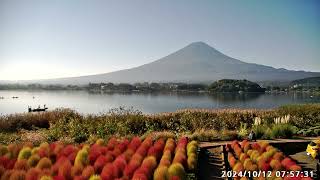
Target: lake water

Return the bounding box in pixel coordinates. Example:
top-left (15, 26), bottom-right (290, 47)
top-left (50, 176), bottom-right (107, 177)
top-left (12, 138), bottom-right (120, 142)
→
top-left (0, 90), bottom-right (319, 115)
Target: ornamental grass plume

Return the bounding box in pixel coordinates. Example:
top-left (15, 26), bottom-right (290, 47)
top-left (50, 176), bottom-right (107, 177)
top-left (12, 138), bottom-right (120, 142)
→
top-left (254, 117), bottom-right (262, 126)
top-left (274, 114), bottom-right (290, 124)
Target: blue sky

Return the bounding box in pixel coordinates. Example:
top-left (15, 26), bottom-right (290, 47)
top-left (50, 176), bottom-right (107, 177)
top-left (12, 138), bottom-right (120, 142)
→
top-left (0, 0), bottom-right (319, 80)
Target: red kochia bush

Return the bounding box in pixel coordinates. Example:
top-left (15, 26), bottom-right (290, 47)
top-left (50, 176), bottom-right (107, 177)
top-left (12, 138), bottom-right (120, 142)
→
top-left (113, 155), bottom-right (127, 171)
top-left (136, 146), bottom-right (148, 157)
top-left (52, 156), bottom-right (68, 174)
top-left (101, 163), bottom-right (115, 180)
top-left (58, 160), bottom-right (72, 179)
top-left (132, 172), bottom-right (148, 180)
top-left (89, 145), bottom-right (102, 165)
top-left (73, 176), bottom-right (85, 180)
top-left (82, 165), bottom-right (95, 179)
top-left (128, 137), bottom-right (142, 151)
top-left (59, 145), bottom-right (78, 158)
top-left (94, 155), bottom-right (113, 174)
top-left (117, 139), bottom-right (129, 153)
top-left (124, 158), bottom-right (142, 179)
top-left (26, 168), bottom-right (41, 180)
top-left (0, 156), bottom-right (16, 169)
top-left (107, 137), bottom-right (118, 150)
top-left (0, 156), bottom-right (10, 167)
top-left (134, 166), bottom-right (151, 179)
top-left (53, 176), bottom-right (65, 180)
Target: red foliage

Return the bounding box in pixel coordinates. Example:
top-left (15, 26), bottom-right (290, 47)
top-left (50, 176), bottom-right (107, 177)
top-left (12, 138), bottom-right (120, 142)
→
top-left (73, 176), bottom-right (86, 180)
top-left (59, 145), bottom-right (78, 159)
top-left (0, 156), bottom-right (10, 168)
top-left (132, 172), bottom-right (148, 180)
top-left (101, 163), bottom-right (115, 180)
top-left (53, 176), bottom-right (66, 180)
top-left (58, 160), bottom-right (72, 179)
top-left (134, 166), bottom-right (151, 179)
top-left (89, 145), bottom-right (102, 165)
top-left (38, 147), bottom-right (49, 158)
top-left (128, 137), bottom-right (142, 151)
top-left (26, 168), bottom-right (41, 180)
top-left (14, 159), bottom-right (29, 170)
top-left (113, 156), bottom-right (127, 171)
top-left (170, 176), bottom-right (181, 180)
top-left (82, 165), bottom-right (95, 179)
top-left (251, 143), bottom-right (261, 150)
top-left (94, 155), bottom-right (113, 174)
top-left (136, 147), bottom-right (148, 157)
top-left (52, 156), bottom-right (68, 174)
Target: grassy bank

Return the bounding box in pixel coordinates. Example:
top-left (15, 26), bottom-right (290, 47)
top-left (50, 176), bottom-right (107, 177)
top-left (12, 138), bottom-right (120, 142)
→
top-left (0, 104), bottom-right (319, 144)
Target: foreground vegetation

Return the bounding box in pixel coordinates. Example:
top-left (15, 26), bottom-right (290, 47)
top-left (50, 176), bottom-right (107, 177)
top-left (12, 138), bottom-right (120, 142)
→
top-left (0, 136), bottom-right (198, 180)
top-left (0, 104), bottom-right (319, 145)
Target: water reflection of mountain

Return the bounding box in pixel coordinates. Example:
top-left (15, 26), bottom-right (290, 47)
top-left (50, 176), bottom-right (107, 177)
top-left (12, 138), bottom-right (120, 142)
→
top-left (208, 93), bottom-right (263, 103)
top-left (87, 90), bottom-right (263, 103)
top-left (88, 91), bottom-right (207, 97)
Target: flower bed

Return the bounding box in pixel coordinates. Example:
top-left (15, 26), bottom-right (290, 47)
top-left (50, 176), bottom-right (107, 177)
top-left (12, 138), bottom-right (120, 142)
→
top-left (0, 137), bottom-right (199, 180)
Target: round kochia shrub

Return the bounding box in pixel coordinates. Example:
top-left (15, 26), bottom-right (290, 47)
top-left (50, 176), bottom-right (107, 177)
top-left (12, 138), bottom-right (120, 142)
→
top-left (27, 154), bottom-right (40, 167)
top-left (82, 165), bottom-right (95, 179)
top-left (26, 168), bottom-right (41, 180)
top-left (36, 158), bottom-right (52, 170)
top-left (168, 163), bottom-right (186, 180)
top-left (154, 166), bottom-right (169, 180)
top-left (18, 147), bottom-right (32, 160)
top-left (9, 170), bottom-right (26, 180)
top-left (186, 140), bottom-right (198, 171)
top-left (187, 154), bottom-right (197, 171)
top-left (74, 148), bottom-right (89, 168)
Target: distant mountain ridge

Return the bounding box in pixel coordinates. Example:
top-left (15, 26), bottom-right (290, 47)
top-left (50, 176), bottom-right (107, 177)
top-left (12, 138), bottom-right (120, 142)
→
top-left (13, 42), bottom-right (320, 84)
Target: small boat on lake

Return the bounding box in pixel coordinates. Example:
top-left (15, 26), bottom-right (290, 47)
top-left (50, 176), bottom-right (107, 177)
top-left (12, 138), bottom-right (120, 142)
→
top-left (12, 96), bottom-right (19, 99)
top-left (28, 105), bottom-right (48, 112)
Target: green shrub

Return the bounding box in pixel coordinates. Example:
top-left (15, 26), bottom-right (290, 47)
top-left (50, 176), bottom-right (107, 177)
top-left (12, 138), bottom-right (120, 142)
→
top-left (253, 124), bottom-right (269, 139)
top-left (314, 129), bottom-right (320, 136)
top-left (270, 124), bottom-right (296, 139)
top-left (189, 129), bottom-right (220, 141)
top-left (238, 123), bottom-right (248, 139)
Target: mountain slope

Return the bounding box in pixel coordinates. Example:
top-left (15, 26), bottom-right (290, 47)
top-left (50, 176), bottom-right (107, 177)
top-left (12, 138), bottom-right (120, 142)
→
top-left (20, 42), bottom-right (320, 84)
top-left (290, 77), bottom-right (320, 87)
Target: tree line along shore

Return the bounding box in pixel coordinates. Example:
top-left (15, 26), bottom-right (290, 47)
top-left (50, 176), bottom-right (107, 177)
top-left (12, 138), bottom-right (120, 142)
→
top-left (1, 78), bottom-right (320, 93)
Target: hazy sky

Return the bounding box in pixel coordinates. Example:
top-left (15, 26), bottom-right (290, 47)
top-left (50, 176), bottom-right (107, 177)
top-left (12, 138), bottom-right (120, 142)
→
top-left (0, 0), bottom-right (319, 80)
